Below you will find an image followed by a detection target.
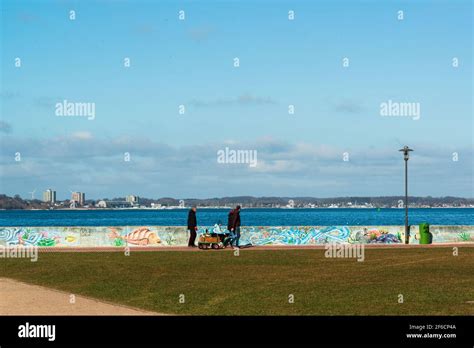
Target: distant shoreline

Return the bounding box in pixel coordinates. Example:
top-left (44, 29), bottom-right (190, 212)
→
top-left (1, 207), bottom-right (473, 211)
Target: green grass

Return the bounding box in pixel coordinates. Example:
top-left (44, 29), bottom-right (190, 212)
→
top-left (1, 248), bottom-right (473, 315)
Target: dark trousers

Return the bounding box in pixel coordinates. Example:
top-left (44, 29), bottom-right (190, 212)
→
top-left (188, 227), bottom-right (197, 246)
top-left (234, 226), bottom-right (241, 247)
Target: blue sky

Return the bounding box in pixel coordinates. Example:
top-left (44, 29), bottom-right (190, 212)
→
top-left (1, 0), bottom-right (472, 199)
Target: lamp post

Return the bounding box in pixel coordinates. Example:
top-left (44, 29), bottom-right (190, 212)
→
top-left (399, 146), bottom-right (413, 244)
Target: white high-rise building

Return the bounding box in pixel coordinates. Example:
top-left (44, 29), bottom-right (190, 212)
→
top-left (43, 189), bottom-right (56, 203)
top-left (71, 192), bottom-right (85, 206)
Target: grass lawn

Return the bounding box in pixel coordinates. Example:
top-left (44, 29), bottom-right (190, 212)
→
top-left (1, 247), bottom-right (473, 315)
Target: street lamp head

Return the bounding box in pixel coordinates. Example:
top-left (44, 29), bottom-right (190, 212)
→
top-left (399, 146), bottom-right (413, 161)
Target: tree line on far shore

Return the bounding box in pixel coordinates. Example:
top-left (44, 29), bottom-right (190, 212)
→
top-left (0, 194), bottom-right (473, 210)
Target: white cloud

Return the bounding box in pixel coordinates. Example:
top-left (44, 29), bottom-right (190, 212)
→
top-left (71, 131), bottom-right (93, 140)
top-left (0, 134), bottom-right (472, 198)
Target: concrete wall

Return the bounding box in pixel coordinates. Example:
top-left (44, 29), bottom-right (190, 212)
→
top-left (0, 225), bottom-right (473, 247)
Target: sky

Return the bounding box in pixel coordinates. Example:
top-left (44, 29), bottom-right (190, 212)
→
top-left (0, 0), bottom-right (472, 200)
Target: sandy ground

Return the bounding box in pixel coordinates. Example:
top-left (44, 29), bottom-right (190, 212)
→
top-left (0, 277), bottom-right (161, 315)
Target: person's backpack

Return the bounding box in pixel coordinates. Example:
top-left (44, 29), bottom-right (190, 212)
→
top-left (227, 210), bottom-right (235, 231)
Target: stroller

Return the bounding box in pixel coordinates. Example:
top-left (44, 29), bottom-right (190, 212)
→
top-left (197, 224), bottom-right (236, 249)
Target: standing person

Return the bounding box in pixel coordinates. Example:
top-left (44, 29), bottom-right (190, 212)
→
top-left (228, 205), bottom-right (241, 248)
top-left (187, 206), bottom-right (198, 247)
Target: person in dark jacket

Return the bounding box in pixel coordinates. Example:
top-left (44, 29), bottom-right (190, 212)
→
top-left (187, 206), bottom-right (198, 247)
top-left (227, 205), bottom-right (241, 248)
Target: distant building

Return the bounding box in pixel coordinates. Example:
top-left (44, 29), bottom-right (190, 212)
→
top-left (43, 189), bottom-right (56, 204)
top-left (71, 192), bottom-right (85, 206)
top-left (96, 200), bottom-right (107, 208)
top-left (96, 200), bottom-right (132, 208)
top-left (126, 195), bottom-right (140, 206)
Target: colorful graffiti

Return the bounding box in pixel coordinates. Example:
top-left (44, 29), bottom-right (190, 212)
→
top-left (109, 227), bottom-right (161, 246)
top-left (0, 226), bottom-right (472, 247)
top-left (458, 232), bottom-right (472, 242)
top-left (232, 226), bottom-right (402, 246)
top-left (0, 228), bottom-right (62, 247)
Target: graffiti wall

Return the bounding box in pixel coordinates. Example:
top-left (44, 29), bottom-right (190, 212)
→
top-left (0, 225), bottom-right (472, 248)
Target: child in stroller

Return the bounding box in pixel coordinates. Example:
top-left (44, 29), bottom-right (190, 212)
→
top-left (197, 223), bottom-right (236, 249)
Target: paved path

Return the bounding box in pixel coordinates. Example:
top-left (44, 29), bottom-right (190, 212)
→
top-left (0, 278), bottom-right (161, 315)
